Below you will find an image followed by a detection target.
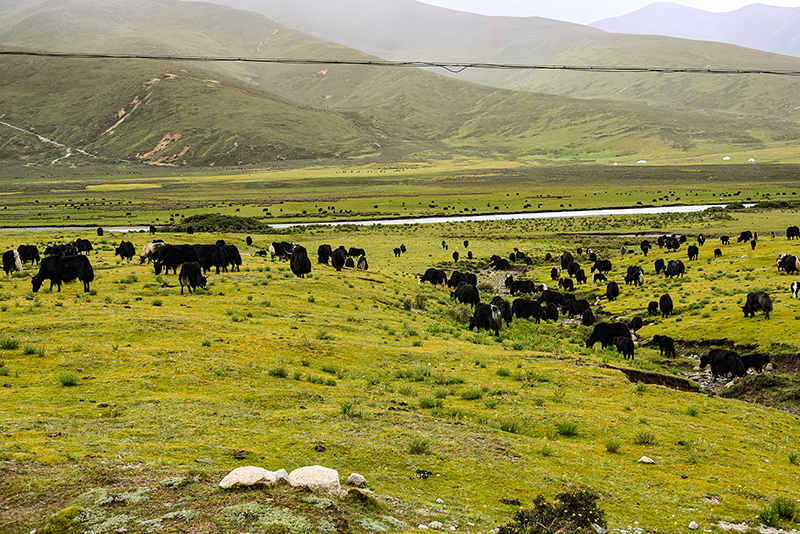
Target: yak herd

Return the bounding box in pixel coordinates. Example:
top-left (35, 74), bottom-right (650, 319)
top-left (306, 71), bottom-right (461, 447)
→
top-left (2, 225), bottom-right (797, 385)
top-left (418, 227), bottom-right (800, 384)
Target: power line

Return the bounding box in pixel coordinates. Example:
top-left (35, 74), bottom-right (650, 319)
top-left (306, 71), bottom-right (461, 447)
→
top-left (2, 49), bottom-right (800, 76)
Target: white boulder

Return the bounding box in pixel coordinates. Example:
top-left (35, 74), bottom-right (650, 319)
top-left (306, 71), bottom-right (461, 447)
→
top-left (347, 473), bottom-right (367, 487)
top-left (288, 465), bottom-right (341, 495)
top-left (219, 466), bottom-right (288, 489)
top-left (638, 456), bottom-right (654, 464)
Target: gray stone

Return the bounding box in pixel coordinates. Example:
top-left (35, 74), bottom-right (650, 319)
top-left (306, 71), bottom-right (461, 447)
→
top-left (592, 524), bottom-right (607, 534)
top-left (430, 521), bottom-right (443, 530)
top-left (689, 521), bottom-right (699, 530)
top-left (288, 465), bottom-right (341, 495)
top-left (219, 466), bottom-right (286, 489)
top-left (347, 473), bottom-right (367, 487)
top-left (638, 456), bottom-right (654, 464)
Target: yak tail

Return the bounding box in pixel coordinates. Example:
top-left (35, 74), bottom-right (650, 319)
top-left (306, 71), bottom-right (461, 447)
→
top-left (14, 251), bottom-right (22, 272)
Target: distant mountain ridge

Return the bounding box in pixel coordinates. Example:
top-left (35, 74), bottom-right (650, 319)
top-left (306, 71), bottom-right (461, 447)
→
top-left (591, 2), bottom-right (800, 58)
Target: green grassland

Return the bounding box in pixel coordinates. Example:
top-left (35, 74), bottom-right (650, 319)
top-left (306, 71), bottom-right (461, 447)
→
top-left (3, 162), bottom-right (800, 229)
top-left (1, 190), bottom-right (800, 532)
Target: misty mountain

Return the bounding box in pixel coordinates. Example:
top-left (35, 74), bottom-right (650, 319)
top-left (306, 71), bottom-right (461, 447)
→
top-left (2, 0), bottom-right (800, 166)
top-left (591, 2), bottom-right (800, 58)
top-left (183, 0), bottom-right (800, 127)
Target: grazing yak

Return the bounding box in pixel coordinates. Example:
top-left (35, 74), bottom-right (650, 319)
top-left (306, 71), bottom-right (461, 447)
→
top-left (17, 245), bottom-right (40, 265)
top-left (345, 257), bottom-right (355, 268)
top-left (700, 349), bottom-right (746, 381)
top-left (512, 298), bottom-right (543, 323)
top-left (737, 230), bottom-right (753, 243)
top-left (792, 281), bottom-right (800, 299)
top-left (742, 291), bottom-right (772, 319)
top-left (179, 262), bottom-right (207, 295)
top-left (357, 256), bottom-right (369, 270)
top-left (290, 246), bottom-right (312, 278)
top-left (714, 248), bottom-right (722, 258)
top-left (575, 269), bottom-right (587, 284)
top-left (506, 276), bottom-right (536, 296)
top-left (625, 265), bottom-right (644, 286)
top-left (654, 258), bottom-right (666, 275)
top-left (591, 260), bottom-right (612, 274)
top-left (348, 247), bottom-right (366, 258)
top-left (154, 245), bottom-right (200, 275)
top-left (651, 335), bottom-right (676, 358)
top-left (740, 353), bottom-right (771, 373)
top-left (777, 253), bottom-right (800, 274)
top-left (647, 301), bottom-right (659, 316)
top-left (74, 238), bottom-right (93, 254)
top-left (665, 259), bottom-right (685, 278)
top-left (469, 303), bottom-right (502, 337)
top-left (139, 242), bottom-right (167, 264)
top-left (318, 244), bottom-right (333, 264)
top-left (614, 336), bottom-right (635, 360)
top-left (550, 267), bottom-right (561, 281)
top-left (606, 281), bottom-right (620, 301)
top-left (720, 236), bottom-right (730, 245)
top-left (223, 245), bottom-right (242, 272)
top-left (558, 278), bottom-right (575, 292)
top-left (2, 250), bottom-right (23, 276)
top-left (115, 241), bottom-right (136, 261)
top-left (545, 302), bottom-right (559, 322)
top-left (491, 296), bottom-right (513, 326)
top-left (687, 245), bottom-right (699, 261)
top-left (31, 254), bottom-right (94, 293)
top-left (593, 272), bottom-right (607, 284)
top-left (581, 308), bottom-right (595, 326)
top-left (560, 252), bottom-right (574, 270)
top-left (628, 316), bottom-right (643, 332)
top-left (586, 322), bottom-right (632, 349)
top-left (659, 294), bottom-right (674, 318)
top-left (697, 234), bottom-right (706, 246)
top-left (269, 241), bottom-right (294, 260)
top-left (419, 268), bottom-right (447, 286)
top-left (451, 283), bottom-right (480, 307)
top-left (788, 226), bottom-right (800, 239)
top-left (640, 240), bottom-right (651, 256)
top-left (331, 248), bottom-right (346, 272)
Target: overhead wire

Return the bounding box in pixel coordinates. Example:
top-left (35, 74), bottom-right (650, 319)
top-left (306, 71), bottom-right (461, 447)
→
top-left (2, 49), bottom-right (800, 76)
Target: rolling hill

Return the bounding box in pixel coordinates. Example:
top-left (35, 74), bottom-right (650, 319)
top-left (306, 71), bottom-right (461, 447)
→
top-left (1, 0), bottom-right (800, 166)
top-left (591, 2), bottom-right (800, 58)
top-left (195, 0), bottom-right (800, 127)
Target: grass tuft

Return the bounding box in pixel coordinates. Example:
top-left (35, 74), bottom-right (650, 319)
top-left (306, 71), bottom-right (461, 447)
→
top-left (57, 371), bottom-right (79, 387)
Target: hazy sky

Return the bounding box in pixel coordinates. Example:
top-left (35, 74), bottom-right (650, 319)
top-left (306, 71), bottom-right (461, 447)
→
top-left (417, 1), bottom-right (800, 25)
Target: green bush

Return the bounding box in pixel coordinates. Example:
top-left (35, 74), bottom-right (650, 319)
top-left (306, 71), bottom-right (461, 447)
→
top-left (461, 388), bottom-right (483, 401)
top-left (759, 506), bottom-right (781, 528)
top-left (556, 421), bottom-right (578, 437)
top-left (604, 439), bottom-right (621, 453)
top-left (267, 367), bottom-right (288, 378)
top-left (632, 430), bottom-right (657, 445)
top-left (0, 337), bottom-right (19, 350)
top-left (419, 396), bottom-right (443, 409)
top-left (58, 371), bottom-right (79, 387)
top-left (498, 487), bottom-right (606, 534)
top-left (409, 436), bottom-right (431, 455)
top-left (771, 496), bottom-right (797, 520)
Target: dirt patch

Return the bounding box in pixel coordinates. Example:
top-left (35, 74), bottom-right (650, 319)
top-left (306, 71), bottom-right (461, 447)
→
top-left (599, 363), bottom-right (699, 392)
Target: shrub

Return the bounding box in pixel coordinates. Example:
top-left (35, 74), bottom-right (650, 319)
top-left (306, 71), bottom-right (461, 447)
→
top-left (499, 418), bottom-right (521, 434)
top-left (483, 398), bottom-right (498, 409)
top-left (539, 442), bottom-right (555, 457)
top-left (321, 364), bottom-right (338, 375)
top-left (634, 382), bottom-right (647, 394)
top-left (22, 344), bottom-right (36, 355)
top-left (685, 406), bottom-right (700, 416)
top-left (759, 506), bottom-right (781, 528)
top-left (152, 299), bottom-right (163, 307)
top-left (789, 452), bottom-right (799, 465)
top-left (434, 388), bottom-right (449, 399)
top-left (497, 487), bottom-right (606, 534)
top-left (267, 367), bottom-right (288, 378)
top-left (446, 302), bottom-right (471, 323)
top-left (409, 436), bottom-right (431, 455)
top-left (496, 367), bottom-right (510, 377)
top-left (419, 397), bottom-right (442, 409)
top-left (201, 340), bottom-right (211, 347)
top-left (0, 337), bottom-right (19, 350)
top-left (556, 421), bottom-right (578, 437)
top-left (605, 439), bottom-right (621, 453)
top-left (58, 371), bottom-right (79, 387)
top-left (461, 389), bottom-right (483, 401)
top-left (340, 401), bottom-right (358, 417)
top-left (772, 496), bottom-right (797, 520)
top-left (632, 430), bottom-right (656, 445)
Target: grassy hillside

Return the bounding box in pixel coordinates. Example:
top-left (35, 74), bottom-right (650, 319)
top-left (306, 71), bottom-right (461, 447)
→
top-left (1, 206), bottom-right (800, 533)
top-left (2, 0), bottom-right (800, 166)
top-left (0, 53), bottom-right (379, 166)
top-left (206, 0), bottom-right (800, 126)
